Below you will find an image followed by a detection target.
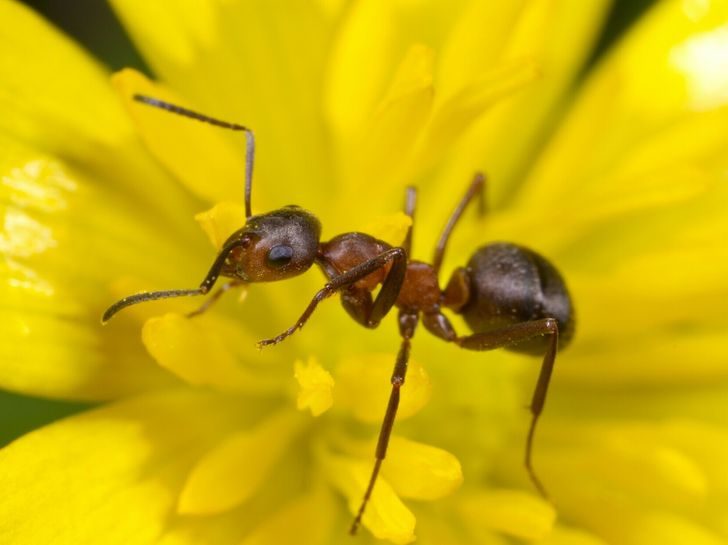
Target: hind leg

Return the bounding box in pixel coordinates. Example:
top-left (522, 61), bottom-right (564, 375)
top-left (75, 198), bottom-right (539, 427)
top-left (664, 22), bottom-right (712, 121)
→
top-left (422, 311), bottom-right (559, 498)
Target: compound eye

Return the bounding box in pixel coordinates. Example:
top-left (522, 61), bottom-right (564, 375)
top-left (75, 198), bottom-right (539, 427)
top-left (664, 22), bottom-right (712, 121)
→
top-left (266, 245), bottom-right (294, 268)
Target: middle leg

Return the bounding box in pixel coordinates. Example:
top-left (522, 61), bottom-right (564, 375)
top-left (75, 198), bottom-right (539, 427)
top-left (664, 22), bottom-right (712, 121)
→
top-left (349, 310), bottom-right (418, 535)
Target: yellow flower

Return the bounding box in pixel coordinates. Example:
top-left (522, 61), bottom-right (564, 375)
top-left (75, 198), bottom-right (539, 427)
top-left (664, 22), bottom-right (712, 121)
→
top-left (2, 0), bottom-right (728, 544)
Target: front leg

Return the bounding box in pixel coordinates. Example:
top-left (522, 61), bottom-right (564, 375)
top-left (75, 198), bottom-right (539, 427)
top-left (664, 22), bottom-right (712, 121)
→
top-left (257, 247), bottom-right (407, 347)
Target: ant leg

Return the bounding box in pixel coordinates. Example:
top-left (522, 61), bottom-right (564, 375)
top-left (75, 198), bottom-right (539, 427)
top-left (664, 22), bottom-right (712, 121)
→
top-left (186, 279), bottom-right (246, 318)
top-left (350, 311), bottom-right (418, 535)
top-left (457, 318), bottom-right (558, 498)
top-left (402, 186), bottom-right (417, 256)
top-left (432, 172), bottom-right (485, 274)
top-left (133, 95), bottom-right (256, 219)
top-left (257, 247), bottom-right (407, 347)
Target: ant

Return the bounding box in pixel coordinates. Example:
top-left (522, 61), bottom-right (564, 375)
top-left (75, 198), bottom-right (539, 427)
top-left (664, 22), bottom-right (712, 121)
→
top-left (103, 95), bottom-right (575, 536)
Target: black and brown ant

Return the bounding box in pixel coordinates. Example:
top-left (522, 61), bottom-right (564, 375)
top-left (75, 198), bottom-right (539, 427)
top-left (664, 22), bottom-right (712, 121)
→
top-left (103, 95), bottom-right (575, 535)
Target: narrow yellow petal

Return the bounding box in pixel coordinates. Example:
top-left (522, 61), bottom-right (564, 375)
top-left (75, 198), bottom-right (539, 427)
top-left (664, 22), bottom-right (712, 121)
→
top-left (0, 390), bottom-right (242, 544)
top-left (0, 140), bottom-right (185, 401)
top-left (436, 0), bottom-right (610, 207)
top-left (178, 410), bottom-right (304, 515)
top-left (357, 212), bottom-right (412, 248)
top-left (239, 489), bottom-right (335, 545)
top-left (335, 353), bottom-right (431, 423)
top-left (324, 0), bottom-right (395, 136)
top-left (195, 201), bottom-right (247, 249)
top-left (413, 59), bottom-right (540, 174)
top-left (518, 0), bottom-right (728, 210)
top-left (338, 44), bottom-right (434, 200)
top-left (382, 436), bottom-right (463, 500)
top-left (438, 3), bottom-right (527, 97)
top-left (0, 1), bottom-right (128, 157)
top-left (320, 450), bottom-right (416, 544)
top-left (142, 313), bottom-right (275, 393)
top-left (112, 68), bottom-right (246, 203)
top-left (294, 357), bottom-right (334, 417)
top-left (111, 0), bottom-right (334, 210)
top-left (530, 421), bottom-right (708, 511)
top-left (563, 328), bottom-right (728, 386)
top-left (458, 489), bottom-right (556, 541)
top-left (536, 526), bottom-right (609, 545)
top-left (623, 513), bottom-right (725, 545)
top-left (414, 512), bottom-right (507, 545)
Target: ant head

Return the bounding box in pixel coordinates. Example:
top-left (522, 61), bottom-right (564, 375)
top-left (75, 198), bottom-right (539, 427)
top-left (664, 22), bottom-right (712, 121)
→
top-left (222, 206), bottom-right (322, 282)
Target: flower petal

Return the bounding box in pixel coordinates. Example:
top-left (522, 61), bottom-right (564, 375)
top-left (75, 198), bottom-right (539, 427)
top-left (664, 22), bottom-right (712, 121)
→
top-left (238, 489), bottom-right (335, 545)
top-left (382, 436), bottom-right (463, 500)
top-left (563, 328), bottom-right (728, 386)
top-left (111, 0), bottom-right (334, 210)
top-left (112, 68), bottom-right (246, 203)
top-left (320, 450), bottom-right (416, 544)
top-left (414, 58), bottom-right (540, 174)
top-left (324, 0), bottom-right (395, 136)
top-left (436, 0), bottom-right (611, 206)
top-left (536, 525), bottom-right (608, 545)
top-left (0, 390), bottom-right (243, 544)
top-left (195, 201), bottom-right (247, 249)
top-left (357, 212), bottom-right (412, 248)
top-left (142, 313), bottom-right (281, 394)
top-left (337, 44), bottom-right (435, 202)
top-left (457, 489), bottom-right (556, 541)
top-left (0, 1), bottom-right (128, 159)
top-left (518, 0), bottom-right (728, 210)
top-left (335, 353), bottom-right (432, 423)
top-left (0, 1), bottom-right (199, 225)
top-left (178, 410), bottom-right (304, 515)
top-left (0, 139), bottom-right (186, 400)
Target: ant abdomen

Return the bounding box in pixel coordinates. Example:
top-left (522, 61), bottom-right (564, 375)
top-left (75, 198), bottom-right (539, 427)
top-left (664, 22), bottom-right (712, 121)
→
top-left (459, 243), bottom-right (575, 354)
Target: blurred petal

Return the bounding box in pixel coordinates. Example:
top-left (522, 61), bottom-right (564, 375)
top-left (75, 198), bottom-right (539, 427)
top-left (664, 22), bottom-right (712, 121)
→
top-left (325, 0), bottom-right (395, 136)
top-left (340, 44), bottom-right (435, 194)
top-left (178, 410), bottom-right (304, 515)
top-left (414, 58), bottom-right (540, 174)
top-left (437, 0), bottom-right (611, 206)
top-left (518, 0), bottom-right (728, 209)
top-left (536, 526), bottom-right (609, 545)
top-left (458, 489), bottom-right (556, 541)
top-left (382, 436), bottom-right (463, 500)
top-left (239, 489), bottom-right (335, 545)
top-left (0, 390), bottom-right (243, 544)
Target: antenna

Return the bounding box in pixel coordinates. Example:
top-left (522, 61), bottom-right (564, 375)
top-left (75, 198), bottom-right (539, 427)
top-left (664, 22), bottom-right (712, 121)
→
top-left (133, 94), bottom-right (256, 218)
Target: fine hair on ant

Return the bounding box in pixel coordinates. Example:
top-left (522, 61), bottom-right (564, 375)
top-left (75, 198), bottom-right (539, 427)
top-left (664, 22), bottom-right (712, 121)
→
top-left (104, 95), bottom-right (575, 536)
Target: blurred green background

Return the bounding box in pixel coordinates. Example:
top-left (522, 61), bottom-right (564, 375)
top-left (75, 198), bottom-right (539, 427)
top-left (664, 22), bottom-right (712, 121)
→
top-left (3, 0), bottom-right (656, 446)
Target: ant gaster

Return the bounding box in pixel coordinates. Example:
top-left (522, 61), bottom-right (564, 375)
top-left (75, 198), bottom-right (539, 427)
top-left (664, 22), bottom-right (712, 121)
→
top-left (103, 95), bottom-right (575, 536)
